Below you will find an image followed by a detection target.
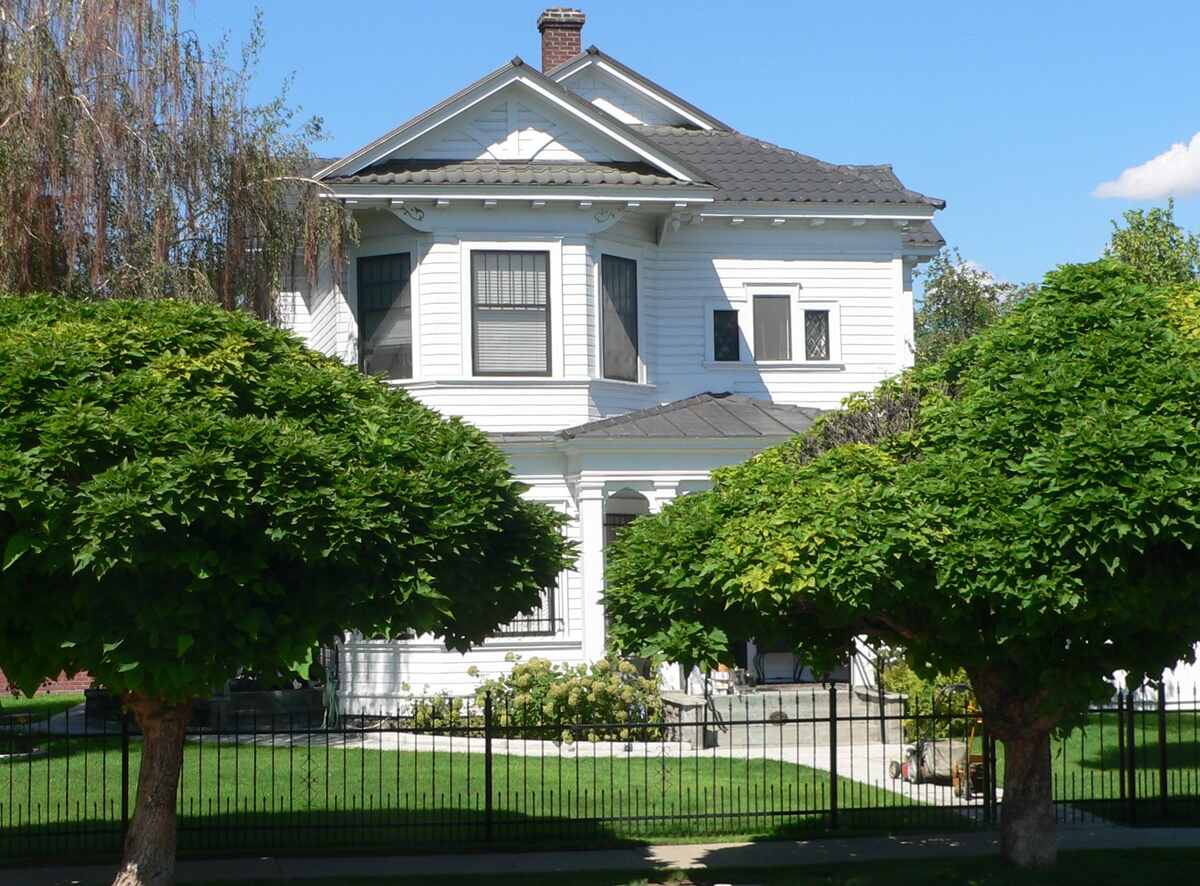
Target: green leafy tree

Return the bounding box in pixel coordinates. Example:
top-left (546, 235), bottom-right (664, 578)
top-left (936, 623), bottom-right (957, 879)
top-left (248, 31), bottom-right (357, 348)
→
top-left (914, 248), bottom-right (1032, 365)
top-left (1105, 198), bottom-right (1200, 286)
top-left (605, 261), bottom-right (1200, 868)
top-left (0, 296), bottom-right (572, 886)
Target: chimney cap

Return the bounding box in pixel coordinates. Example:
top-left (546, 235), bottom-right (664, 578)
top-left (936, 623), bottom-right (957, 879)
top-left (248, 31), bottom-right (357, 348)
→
top-left (537, 8), bottom-right (586, 31)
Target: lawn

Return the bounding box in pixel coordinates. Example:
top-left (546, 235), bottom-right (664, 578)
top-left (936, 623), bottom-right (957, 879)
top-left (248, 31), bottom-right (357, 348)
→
top-left (0, 734), bottom-right (953, 859)
top-left (0, 693), bottom-right (84, 719)
top-left (169, 849), bottom-right (1200, 886)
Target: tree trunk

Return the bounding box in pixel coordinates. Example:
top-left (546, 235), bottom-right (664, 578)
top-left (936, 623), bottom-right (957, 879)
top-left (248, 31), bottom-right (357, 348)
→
top-left (112, 695), bottom-right (192, 886)
top-left (1000, 729), bottom-right (1056, 867)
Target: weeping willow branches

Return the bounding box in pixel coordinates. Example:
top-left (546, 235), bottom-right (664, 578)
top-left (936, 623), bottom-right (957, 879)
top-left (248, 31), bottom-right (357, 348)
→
top-left (0, 0), bottom-right (353, 318)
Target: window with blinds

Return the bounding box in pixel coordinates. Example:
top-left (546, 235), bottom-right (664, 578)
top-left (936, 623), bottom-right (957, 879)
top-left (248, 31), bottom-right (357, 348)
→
top-left (357, 252), bottom-right (412, 379)
top-left (601, 254), bottom-right (638, 382)
top-left (472, 250), bottom-right (551, 376)
top-left (753, 294), bottom-right (792, 361)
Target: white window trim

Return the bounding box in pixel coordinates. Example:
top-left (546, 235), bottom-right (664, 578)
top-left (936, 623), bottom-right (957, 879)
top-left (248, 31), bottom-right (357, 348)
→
top-left (593, 241), bottom-right (646, 384)
top-left (459, 237), bottom-right (564, 378)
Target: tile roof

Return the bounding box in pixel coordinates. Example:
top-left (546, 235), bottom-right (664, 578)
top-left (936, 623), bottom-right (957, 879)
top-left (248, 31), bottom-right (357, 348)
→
top-left (491, 393), bottom-right (821, 444)
top-left (635, 125), bottom-right (945, 208)
top-left (904, 219), bottom-right (946, 249)
top-left (322, 159), bottom-right (700, 188)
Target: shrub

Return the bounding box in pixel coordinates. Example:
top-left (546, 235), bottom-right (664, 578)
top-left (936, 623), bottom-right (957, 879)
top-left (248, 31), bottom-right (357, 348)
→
top-left (880, 650), bottom-right (975, 740)
top-left (472, 655), bottom-right (663, 742)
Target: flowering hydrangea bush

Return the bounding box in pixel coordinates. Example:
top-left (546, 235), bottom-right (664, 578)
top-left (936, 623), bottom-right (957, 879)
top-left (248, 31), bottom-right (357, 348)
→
top-left (470, 654), bottom-right (663, 742)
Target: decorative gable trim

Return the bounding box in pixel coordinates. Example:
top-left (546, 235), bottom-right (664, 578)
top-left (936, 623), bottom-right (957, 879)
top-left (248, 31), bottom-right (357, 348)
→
top-left (550, 47), bottom-right (731, 132)
top-left (316, 58), bottom-right (708, 185)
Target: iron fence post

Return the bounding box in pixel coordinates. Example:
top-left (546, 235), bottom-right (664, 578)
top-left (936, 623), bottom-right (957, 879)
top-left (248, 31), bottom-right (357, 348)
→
top-left (981, 728), bottom-right (993, 825)
top-left (1117, 691), bottom-right (1127, 814)
top-left (120, 713), bottom-right (130, 844)
top-left (1125, 691), bottom-right (1137, 825)
top-left (484, 691), bottom-right (494, 843)
top-left (1158, 683), bottom-right (1169, 820)
top-left (828, 686), bottom-right (838, 830)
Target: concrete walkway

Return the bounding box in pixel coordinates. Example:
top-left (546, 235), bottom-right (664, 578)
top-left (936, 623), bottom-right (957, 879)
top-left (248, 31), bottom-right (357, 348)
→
top-left (10, 826), bottom-right (1200, 885)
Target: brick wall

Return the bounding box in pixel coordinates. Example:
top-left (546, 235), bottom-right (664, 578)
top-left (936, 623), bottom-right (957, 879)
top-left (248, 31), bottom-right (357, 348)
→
top-left (0, 669), bottom-right (93, 695)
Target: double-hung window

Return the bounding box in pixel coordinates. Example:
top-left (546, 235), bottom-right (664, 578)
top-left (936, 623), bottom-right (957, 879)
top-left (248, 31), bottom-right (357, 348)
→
top-left (472, 250), bottom-right (551, 376)
top-left (752, 294), bottom-right (792, 361)
top-left (357, 252), bottom-right (412, 379)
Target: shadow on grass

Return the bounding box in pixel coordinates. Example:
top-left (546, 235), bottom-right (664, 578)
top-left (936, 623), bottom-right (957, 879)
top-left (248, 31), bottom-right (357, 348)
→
top-left (0, 801), bottom-right (981, 865)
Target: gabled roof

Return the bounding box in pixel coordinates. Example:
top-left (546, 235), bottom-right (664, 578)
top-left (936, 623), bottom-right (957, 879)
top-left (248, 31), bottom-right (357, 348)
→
top-left (636, 125), bottom-right (945, 208)
top-left (314, 57), bottom-right (710, 185)
top-left (322, 159), bottom-right (699, 189)
top-left (548, 45), bottom-right (732, 132)
top-left (493, 393), bottom-right (820, 443)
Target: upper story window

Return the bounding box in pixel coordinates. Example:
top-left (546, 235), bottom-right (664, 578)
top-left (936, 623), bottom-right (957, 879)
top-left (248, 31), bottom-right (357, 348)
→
top-left (472, 250), bottom-right (550, 376)
top-left (753, 294), bottom-right (792, 361)
top-left (804, 309), bottom-right (831, 361)
top-left (601, 254), bottom-right (639, 382)
top-left (707, 287), bottom-right (842, 366)
top-left (357, 252), bottom-right (412, 379)
top-left (712, 309), bottom-right (740, 362)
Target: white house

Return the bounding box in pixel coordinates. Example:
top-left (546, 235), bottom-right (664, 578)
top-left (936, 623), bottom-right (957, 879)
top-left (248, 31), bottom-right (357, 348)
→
top-left (282, 8), bottom-right (945, 714)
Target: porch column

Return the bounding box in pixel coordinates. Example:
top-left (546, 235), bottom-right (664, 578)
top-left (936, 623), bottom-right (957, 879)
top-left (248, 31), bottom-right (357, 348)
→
top-left (648, 480), bottom-right (679, 514)
top-left (649, 480), bottom-right (683, 687)
top-left (577, 481), bottom-right (607, 662)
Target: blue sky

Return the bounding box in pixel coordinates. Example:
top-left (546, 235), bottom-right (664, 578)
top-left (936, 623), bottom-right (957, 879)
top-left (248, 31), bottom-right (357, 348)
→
top-left (193, 1), bottom-right (1200, 286)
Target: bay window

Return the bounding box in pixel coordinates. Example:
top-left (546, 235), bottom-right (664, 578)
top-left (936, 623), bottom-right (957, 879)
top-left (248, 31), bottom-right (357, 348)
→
top-left (472, 250), bottom-right (550, 376)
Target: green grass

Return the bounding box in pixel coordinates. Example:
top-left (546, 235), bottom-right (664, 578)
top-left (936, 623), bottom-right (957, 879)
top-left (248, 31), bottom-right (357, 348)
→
top-left (0, 736), bottom-right (952, 858)
top-left (0, 693), bottom-right (84, 719)
top-left (167, 849), bottom-right (1200, 886)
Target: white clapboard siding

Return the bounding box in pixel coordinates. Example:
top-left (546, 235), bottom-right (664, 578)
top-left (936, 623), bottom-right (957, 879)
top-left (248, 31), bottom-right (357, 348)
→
top-left (561, 239), bottom-right (593, 377)
top-left (388, 85), bottom-right (638, 164)
top-left (337, 638), bottom-right (586, 712)
top-left (416, 237), bottom-right (465, 377)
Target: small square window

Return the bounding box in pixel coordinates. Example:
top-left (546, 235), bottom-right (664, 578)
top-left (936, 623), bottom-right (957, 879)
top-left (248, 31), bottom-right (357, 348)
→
top-left (753, 295), bottom-right (792, 361)
top-left (713, 310), bottom-right (740, 362)
top-left (804, 310), bottom-right (831, 361)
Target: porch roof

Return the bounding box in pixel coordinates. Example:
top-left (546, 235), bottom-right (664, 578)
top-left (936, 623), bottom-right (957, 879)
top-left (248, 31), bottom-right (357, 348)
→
top-left (492, 392), bottom-right (821, 444)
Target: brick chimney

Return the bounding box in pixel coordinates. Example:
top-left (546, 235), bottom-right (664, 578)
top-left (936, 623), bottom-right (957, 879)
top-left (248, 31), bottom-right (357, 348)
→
top-left (537, 8), bottom-right (585, 72)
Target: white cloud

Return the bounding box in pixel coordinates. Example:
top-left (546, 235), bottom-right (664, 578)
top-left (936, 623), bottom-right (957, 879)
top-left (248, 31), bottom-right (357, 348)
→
top-left (1093, 132), bottom-right (1200, 199)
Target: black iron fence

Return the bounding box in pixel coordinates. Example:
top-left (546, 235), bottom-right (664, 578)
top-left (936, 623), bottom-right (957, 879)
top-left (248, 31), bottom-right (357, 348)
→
top-left (1, 686), bottom-right (1197, 862)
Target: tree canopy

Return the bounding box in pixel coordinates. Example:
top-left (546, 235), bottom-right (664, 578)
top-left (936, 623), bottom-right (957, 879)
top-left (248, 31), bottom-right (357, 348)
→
top-left (0, 295), bottom-right (570, 699)
top-left (0, 294), bottom-right (572, 885)
top-left (605, 261), bottom-right (1200, 865)
top-left (913, 248), bottom-right (1032, 365)
top-left (1105, 198), bottom-right (1200, 287)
